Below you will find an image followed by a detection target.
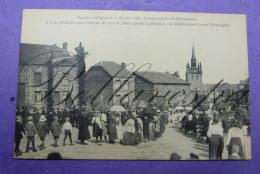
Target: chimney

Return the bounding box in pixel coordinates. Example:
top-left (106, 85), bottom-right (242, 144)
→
top-left (121, 62), bottom-right (126, 68)
top-left (63, 42), bottom-right (68, 51)
top-left (174, 71), bottom-right (180, 77)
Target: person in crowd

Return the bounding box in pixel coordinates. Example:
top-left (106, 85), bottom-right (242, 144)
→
top-left (142, 115), bottom-right (150, 142)
top-left (56, 108), bottom-right (62, 123)
top-left (207, 116), bottom-right (224, 159)
top-left (100, 111), bottom-right (108, 142)
top-left (14, 116), bottom-right (25, 157)
top-left (153, 114), bottom-right (160, 138)
top-left (121, 111), bottom-right (128, 125)
top-left (33, 108), bottom-right (40, 125)
top-left (161, 110), bottom-right (167, 132)
top-left (25, 116), bottom-right (37, 152)
top-left (60, 108), bottom-right (67, 124)
top-left (107, 111), bottom-right (118, 144)
top-left (136, 116), bottom-right (143, 142)
top-left (37, 115), bottom-right (49, 150)
top-left (92, 111), bottom-right (103, 142)
top-left (50, 116), bottom-right (61, 147)
top-left (41, 107), bottom-right (46, 115)
top-left (78, 110), bottom-right (91, 144)
top-left (149, 116), bottom-right (155, 140)
top-left (47, 109), bottom-right (54, 128)
top-left (122, 116), bottom-right (137, 145)
top-left (226, 120), bottom-right (244, 159)
top-left (242, 119), bottom-right (251, 159)
top-left (115, 112), bottom-right (124, 143)
top-left (63, 117), bottom-right (74, 146)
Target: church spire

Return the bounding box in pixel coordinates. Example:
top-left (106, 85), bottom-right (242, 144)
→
top-left (192, 42), bottom-right (196, 60)
top-left (191, 42), bottom-right (197, 68)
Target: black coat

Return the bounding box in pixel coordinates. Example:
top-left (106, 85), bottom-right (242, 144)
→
top-left (15, 121), bottom-right (25, 140)
top-left (78, 115), bottom-right (91, 140)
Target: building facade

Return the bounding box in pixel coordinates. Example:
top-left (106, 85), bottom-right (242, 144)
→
top-left (17, 43), bottom-right (83, 111)
top-left (85, 61), bottom-right (135, 108)
top-left (134, 71), bottom-right (190, 107)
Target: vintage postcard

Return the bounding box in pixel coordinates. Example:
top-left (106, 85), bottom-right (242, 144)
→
top-left (15, 9), bottom-right (250, 160)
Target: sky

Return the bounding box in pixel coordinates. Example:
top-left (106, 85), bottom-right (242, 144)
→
top-left (20, 10), bottom-right (249, 84)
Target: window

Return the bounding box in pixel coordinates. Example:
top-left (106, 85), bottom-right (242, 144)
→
top-left (63, 73), bottom-right (69, 85)
top-left (115, 80), bottom-right (121, 89)
top-left (53, 91), bottom-right (60, 104)
top-left (35, 91), bottom-right (42, 103)
top-left (123, 80), bottom-right (129, 90)
top-left (34, 73), bottom-right (42, 85)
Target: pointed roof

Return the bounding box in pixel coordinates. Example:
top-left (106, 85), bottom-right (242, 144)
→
top-left (191, 43), bottom-right (196, 60)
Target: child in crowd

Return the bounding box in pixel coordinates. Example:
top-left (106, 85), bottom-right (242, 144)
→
top-left (37, 115), bottom-right (49, 149)
top-left (50, 116), bottom-right (61, 147)
top-left (63, 117), bottom-right (74, 146)
top-left (25, 116), bottom-right (37, 152)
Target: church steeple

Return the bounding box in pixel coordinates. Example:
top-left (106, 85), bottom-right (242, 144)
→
top-left (191, 42), bottom-right (197, 68)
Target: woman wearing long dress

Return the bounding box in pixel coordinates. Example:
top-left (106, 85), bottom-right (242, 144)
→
top-left (100, 112), bottom-right (108, 142)
top-left (153, 115), bottom-right (160, 138)
top-left (78, 112), bottom-right (91, 144)
top-left (107, 113), bottom-right (118, 144)
top-left (207, 116), bottom-right (224, 159)
top-left (149, 116), bottom-right (155, 141)
top-left (115, 113), bottom-right (123, 143)
top-left (142, 116), bottom-right (150, 141)
top-left (136, 117), bottom-right (143, 142)
top-left (242, 122), bottom-right (251, 159)
top-left (226, 120), bottom-right (244, 159)
top-left (122, 117), bottom-right (136, 145)
top-left (92, 113), bottom-right (102, 142)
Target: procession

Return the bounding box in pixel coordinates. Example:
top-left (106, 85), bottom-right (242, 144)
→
top-left (14, 37), bottom-right (251, 160)
top-left (14, 99), bottom-right (251, 160)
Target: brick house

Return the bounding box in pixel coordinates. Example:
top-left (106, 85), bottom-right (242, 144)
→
top-left (133, 71), bottom-right (190, 107)
top-left (17, 43), bottom-right (83, 111)
top-left (85, 61), bottom-right (135, 108)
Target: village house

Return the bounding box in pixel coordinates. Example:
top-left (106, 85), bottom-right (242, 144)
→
top-left (17, 42), bottom-right (85, 111)
top-left (85, 61), bottom-right (135, 108)
top-left (133, 71), bottom-right (190, 107)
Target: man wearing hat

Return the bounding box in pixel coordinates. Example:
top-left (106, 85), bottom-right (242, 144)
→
top-left (37, 115), bottom-right (49, 149)
top-left (25, 116), bottom-right (37, 152)
top-left (50, 116), bottom-right (61, 147)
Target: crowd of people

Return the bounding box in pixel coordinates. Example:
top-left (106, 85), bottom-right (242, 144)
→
top-left (14, 103), bottom-right (251, 160)
top-left (14, 105), bottom-right (169, 157)
top-left (170, 103), bottom-right (251, 160)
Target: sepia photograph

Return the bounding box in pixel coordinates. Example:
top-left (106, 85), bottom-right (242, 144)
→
top-left (14, 9), bottom-right (250, 160)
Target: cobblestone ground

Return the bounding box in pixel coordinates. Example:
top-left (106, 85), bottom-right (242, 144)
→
top-left (15, 122), bottom-right (233, 160)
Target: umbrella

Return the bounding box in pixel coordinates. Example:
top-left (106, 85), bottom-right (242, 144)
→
top-left (185, 107), bottom-right (193, 111)
top-left (109, 105), bottom-right (126, 112)
top-left (174, 106), bottom-right (184, 110)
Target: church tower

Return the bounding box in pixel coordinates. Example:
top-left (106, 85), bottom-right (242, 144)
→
top-left (186, 43), bottom-right (203, 89)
